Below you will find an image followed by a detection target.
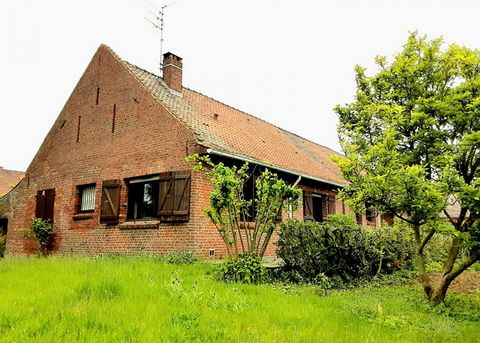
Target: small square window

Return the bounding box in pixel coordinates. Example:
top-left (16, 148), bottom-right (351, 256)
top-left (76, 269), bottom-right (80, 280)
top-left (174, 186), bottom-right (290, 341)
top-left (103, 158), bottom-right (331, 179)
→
top-left (78, 184), bottom-right (96, 212)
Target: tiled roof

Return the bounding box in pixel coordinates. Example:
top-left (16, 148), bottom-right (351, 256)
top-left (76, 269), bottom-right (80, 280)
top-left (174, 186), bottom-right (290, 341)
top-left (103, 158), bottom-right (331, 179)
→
top-left (113, 47), bottom-right (345, 186)
top-left (0, 167), bottom-right (24, 196)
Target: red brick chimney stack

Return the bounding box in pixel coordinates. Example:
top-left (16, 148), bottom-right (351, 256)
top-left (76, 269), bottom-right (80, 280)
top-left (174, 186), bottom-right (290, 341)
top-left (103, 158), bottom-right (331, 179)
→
top-left (162, 52), bottom-right (183, 94)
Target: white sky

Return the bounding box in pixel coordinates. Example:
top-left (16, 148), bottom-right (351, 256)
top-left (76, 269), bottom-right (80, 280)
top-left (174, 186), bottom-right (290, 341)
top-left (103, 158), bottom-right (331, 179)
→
top-left (1, 0), bottom-right (479, 171)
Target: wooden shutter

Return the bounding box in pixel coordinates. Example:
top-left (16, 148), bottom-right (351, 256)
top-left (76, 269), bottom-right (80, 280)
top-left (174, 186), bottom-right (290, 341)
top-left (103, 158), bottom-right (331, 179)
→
top-left (35, 189), bottom-right (55, 223)
top-left (158, 172), bottom-right (174, 216)
top-left (35, 191), bottom-right (46, 219)
top-left (303, 192), bottom-right (313, 221)
top-left (44, 189), bottom-right (55, 223)
top-left (158, 172), bottom-right (191, 222)
top-left (100, 180), bottom-right (121, 222)
top-left (327, 194), bottom-right (336, 215)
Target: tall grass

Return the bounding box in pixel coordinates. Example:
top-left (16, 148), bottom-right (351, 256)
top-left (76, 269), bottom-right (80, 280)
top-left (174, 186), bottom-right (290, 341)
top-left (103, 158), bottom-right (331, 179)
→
top-left (0, 257), bottom-right (478, 342)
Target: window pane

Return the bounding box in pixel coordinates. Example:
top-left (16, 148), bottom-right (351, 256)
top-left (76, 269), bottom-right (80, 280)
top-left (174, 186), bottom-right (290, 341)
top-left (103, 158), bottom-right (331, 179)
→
top-left (81, 185), bottom-right (95, 211)
top-left (127, 179), bottom-right (158, 220)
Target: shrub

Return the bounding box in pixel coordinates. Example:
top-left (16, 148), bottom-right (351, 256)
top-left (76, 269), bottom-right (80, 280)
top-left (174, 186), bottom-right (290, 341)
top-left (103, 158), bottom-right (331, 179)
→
top-left (163, 251), bottom-right (198, 265)
top-left (0, 234), bottom-right (6, 258)
top-left (217, 254), bottom-right (266, 284)
top-left (30, 217), bottom-right (53, 255)
top-left (276, 215), bottom-right (415, 283)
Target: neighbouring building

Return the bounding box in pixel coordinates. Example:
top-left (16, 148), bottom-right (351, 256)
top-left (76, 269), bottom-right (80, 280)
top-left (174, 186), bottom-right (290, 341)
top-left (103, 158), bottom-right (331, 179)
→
top-left (0, 167), bottom-right (24, 197)
top-left (0, 44), bottom-right (369, 257)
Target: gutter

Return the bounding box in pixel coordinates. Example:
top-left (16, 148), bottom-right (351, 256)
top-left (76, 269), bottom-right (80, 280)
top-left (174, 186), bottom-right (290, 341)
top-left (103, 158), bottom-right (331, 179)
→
top-left (206, 148), bottom-right (345, 188)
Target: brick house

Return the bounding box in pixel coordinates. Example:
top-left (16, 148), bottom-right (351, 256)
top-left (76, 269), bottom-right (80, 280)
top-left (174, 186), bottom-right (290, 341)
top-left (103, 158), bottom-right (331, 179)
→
top-left (0, 44), bottom-right (358, 257)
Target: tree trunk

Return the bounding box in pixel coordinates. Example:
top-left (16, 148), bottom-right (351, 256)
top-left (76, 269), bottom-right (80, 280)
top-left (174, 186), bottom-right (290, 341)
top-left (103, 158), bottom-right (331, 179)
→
top-left (428, 276), bottom-right (452, 306)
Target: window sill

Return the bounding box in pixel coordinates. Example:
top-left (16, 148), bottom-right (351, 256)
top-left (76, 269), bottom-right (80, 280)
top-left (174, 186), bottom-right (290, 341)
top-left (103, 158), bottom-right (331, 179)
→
top-left (119, 220), bottom-right (160, 230)
top-left (73, 213), bottom-right (94, 221)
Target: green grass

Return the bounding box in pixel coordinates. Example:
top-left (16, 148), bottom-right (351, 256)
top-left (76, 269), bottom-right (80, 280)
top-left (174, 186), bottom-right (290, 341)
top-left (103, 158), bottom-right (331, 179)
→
top-left (0, 257), bottom-right (479, 342)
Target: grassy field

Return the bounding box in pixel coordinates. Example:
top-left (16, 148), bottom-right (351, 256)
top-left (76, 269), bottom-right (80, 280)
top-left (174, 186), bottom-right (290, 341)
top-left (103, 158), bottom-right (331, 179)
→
top-left (0, 257), bottom-right (479, 342)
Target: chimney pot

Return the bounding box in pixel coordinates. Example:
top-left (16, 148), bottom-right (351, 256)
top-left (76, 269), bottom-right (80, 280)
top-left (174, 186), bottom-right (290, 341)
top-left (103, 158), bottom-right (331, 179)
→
top-left (162, 52), bottom-right (183, 94)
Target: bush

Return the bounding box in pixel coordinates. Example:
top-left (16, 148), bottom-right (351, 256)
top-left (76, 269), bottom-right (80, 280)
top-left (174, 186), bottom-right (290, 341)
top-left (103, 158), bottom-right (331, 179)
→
top-left (163, 251), bottom-right (198, 265)
top-left (0, 234), bottom-right (6, 258)
top-left (217, 254), bottom-right (266, 284)
top-left (276, 215), bottom-right (415, 283)
top-left (30, 217), bottom-right (53, 255)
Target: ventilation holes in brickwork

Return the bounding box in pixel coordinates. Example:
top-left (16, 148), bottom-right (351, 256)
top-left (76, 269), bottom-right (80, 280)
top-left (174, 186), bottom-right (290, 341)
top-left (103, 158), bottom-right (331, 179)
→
top-left (112, 104), bottom-right (116, 133)
top-left (76, 115), bottom-right (81, 142)
top-left (208, 249), bottom-right (215, 257)
top-left (96, 87), bottom-right (100, 105)
top-left (60, 120), bottom-right (66, 129)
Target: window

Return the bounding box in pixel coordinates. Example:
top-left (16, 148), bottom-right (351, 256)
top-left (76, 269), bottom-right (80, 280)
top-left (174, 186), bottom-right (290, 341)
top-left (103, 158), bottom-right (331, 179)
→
top-left (125, 172), bottom-right (191, 222)
top-left (127, 176), bottom-right (159, 220)
top-left (78, 184), bottom-right (96, 212)
top-left (35, 189), bottom-right (55, 223)
top-left (303, 192), bottom-right (324, 222)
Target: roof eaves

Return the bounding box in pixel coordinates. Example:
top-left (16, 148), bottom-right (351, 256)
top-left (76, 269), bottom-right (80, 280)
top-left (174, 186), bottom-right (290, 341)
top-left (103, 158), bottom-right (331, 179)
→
top-left (206, 148), bottom-right (345, 188)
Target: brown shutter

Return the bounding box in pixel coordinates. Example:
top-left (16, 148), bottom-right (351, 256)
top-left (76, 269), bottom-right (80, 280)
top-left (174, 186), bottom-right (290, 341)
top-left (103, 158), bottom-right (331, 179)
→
top-left (100, 180), bottom-right (121, 223)
top-left (158, 172), bottom-right (191, 222)
top-left (322, 195), bottom-right (328, 219)
top-left (173, 172), bottom-right (191, 216)
top-left (35, 191), bottom-right (46, 219)
top-left (328, 194), bottom-right (336, 215)
top-left (158, 172), bottom-right (174, 216)
top-left (303, 192), bottom-right (313, 221)
top-left (44, 189), bottom-right (55, 223)
top-left (35, 189), bottom-right (55, 223)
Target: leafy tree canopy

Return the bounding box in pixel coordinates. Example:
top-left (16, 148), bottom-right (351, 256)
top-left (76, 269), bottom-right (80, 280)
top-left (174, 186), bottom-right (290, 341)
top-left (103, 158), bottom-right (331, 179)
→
top-left (334, 32), bottom-right (480, 305)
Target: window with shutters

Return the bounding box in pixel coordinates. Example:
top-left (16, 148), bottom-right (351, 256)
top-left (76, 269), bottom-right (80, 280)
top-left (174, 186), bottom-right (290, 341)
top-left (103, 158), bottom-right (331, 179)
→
top-left (35, 189), bottom-right (55, 223)
top-left (303, 191), bottom-right (324, 222)
top-left (77, 184), bottom-right (96, 213)
top-left (100, 180), bottom-right (121, 223)
top-left (127, 176), bottom-right (159, 220)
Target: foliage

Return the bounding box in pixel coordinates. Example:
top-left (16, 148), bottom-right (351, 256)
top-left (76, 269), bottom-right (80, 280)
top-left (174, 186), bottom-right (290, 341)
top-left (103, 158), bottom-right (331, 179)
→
top-left (0, 257), bottom-right (479, 342)
top-left (217, 254), bottom-right (266, 284)
top-left (187, 154), bottom-right (301, 258)
top-left (276, 215), bottom-right (415, 283)
top-left (334, 32), bottom-right (480, 304)
top-left (30, 217), bottom-right (53, 255)
top-left (162, 251), bottom-right (198, 265)
top-left (0, 234), bottom-right (5, 258)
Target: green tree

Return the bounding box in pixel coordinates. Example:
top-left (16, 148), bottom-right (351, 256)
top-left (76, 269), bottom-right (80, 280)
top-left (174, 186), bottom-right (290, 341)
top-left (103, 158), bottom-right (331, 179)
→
top-left (187, 154), bottom-right (301, 258)
top-left (334, 32), bottom-right (480, 305)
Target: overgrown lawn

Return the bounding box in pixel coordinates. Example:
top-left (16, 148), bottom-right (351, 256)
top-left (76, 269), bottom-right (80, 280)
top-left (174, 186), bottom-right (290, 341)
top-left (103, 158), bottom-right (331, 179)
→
top-left (0, 257), bottom-right (478, 342)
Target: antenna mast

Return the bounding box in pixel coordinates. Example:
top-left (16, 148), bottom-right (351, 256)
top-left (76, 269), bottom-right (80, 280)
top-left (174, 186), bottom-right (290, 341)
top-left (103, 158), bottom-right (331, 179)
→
top-left (145, 2), bottom-right (174, 75)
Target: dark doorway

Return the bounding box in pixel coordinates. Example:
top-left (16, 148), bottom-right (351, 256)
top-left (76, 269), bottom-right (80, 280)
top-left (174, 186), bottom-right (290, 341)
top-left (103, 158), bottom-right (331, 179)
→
top-left (0, 218), bottom-right (7, 235)
top-left (312, 195), bottom-right (324, 222)
top-left (0, 218), bottom-right (7, 258)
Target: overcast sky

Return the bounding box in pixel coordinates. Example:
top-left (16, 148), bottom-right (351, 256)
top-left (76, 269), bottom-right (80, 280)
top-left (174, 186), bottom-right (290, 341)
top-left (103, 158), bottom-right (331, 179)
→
top-left (1, 0), bottom-right (479, 171)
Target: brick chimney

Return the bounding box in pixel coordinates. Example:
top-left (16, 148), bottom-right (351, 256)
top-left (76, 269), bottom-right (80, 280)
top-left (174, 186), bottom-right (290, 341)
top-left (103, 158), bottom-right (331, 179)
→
top-left (162, 52), bottom-right (183, 94)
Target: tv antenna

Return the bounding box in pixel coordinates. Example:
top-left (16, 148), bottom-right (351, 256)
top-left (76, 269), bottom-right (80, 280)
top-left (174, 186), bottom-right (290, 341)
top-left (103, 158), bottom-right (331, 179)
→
top-left (145, 1), bottom-right (176, 75)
